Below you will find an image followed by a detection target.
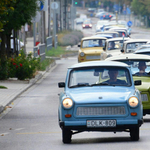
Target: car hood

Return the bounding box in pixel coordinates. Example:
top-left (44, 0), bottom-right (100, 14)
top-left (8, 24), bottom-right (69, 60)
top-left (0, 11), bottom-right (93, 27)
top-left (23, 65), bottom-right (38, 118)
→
top-left (107, 50), bottom-right (122, 56)
top-left (66, 87), bottom-right (134, 104)
top-left (81, 47), bottom-right (103, 54)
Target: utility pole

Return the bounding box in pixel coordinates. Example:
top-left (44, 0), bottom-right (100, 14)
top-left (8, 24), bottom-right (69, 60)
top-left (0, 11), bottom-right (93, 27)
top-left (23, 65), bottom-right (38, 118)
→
top-left (48, 0), bottom-right (51, 36)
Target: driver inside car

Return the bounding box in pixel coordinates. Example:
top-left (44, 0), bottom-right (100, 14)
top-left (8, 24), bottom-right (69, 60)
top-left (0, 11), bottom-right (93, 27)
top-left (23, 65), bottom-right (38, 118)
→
top-left (105, 69), bottom-right (127, 85)
top-left (135, 62), bottom-right (148, 76)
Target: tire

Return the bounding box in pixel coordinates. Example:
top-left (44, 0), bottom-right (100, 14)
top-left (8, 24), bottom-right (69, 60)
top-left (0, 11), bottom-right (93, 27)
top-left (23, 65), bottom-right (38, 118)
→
top-left (130, 126), bottom-right (139, 141)
top-left (62, 129), bottom-right (72, 144)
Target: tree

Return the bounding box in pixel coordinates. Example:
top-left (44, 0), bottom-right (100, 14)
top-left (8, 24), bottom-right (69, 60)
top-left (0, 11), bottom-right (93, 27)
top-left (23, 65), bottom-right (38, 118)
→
top-left (0, 0), bottom-right (39, 58)
top-left (0, 0), bottom-right (16, 31)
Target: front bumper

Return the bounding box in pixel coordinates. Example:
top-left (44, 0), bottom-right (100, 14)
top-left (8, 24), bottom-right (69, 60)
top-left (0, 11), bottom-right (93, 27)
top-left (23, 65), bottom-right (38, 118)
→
top-left (59, 119), bottom-right (143, 131)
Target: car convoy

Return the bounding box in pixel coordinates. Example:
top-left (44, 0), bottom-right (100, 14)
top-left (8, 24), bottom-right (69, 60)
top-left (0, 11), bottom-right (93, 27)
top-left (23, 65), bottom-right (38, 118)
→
top-left (58, 8), bottom-right (150, 143)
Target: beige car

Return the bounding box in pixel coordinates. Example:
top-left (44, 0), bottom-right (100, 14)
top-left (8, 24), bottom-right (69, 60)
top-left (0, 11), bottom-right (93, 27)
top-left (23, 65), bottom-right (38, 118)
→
top-left (101, 37), bottom-right (130, 60)
top-left (121, 39), bottom-right (150, 53)
top-left (78, 36), bottom-right (107, 62)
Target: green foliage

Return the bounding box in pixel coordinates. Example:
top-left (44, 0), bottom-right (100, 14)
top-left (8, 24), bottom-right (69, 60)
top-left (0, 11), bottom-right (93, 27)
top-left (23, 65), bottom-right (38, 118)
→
top-left (38, 58), bottom-right (54, 71)
top-left (57, 30), bottom-right (83, 47)
top-left (0, 58), bottom-right (9, 80)
top-left (0, 85), bottom-right (7, 89)
top-left (8, 50), bottom-right (40, 80)
top-left (46, 46), bottom-right (67, 57)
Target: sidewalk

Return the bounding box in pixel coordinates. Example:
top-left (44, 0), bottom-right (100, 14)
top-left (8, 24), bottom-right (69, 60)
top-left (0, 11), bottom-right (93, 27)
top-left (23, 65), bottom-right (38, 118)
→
top-left (0, 37), bottom-right (56, 114)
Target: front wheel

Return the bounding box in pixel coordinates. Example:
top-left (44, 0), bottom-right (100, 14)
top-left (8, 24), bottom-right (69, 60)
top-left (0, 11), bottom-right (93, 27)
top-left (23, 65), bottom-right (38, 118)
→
top-left (62, 129), bottom-right (72, 143)
top-left (130, 126), bottom-right (139, 141)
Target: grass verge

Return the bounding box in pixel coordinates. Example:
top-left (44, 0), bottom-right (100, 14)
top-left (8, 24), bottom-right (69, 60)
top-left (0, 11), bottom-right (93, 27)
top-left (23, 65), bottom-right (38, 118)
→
top-left (46, 46), bottom-right (77, 57)
top-left (0, 85), bottom-right (7, 89)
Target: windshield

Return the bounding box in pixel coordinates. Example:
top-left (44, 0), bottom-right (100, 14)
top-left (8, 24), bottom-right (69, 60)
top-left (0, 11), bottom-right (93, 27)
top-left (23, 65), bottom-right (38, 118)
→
top-left (126, 42), bottom-right (147, 53)
top-left (69, 67), bottom-right (131, 88)
top-left (107, 40), bottom-right (124, 50)
top-left (119, 60), bottom-right (150, 76)
top-left (82, 39), bottom-right (106, 48)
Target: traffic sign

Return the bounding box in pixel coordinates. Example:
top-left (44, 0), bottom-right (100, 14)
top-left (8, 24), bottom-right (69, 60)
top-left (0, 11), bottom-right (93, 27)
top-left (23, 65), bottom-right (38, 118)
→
top-left (127, 21), bottom-right (132, 27)
top-left (51, 2), bottom-right (58, 10)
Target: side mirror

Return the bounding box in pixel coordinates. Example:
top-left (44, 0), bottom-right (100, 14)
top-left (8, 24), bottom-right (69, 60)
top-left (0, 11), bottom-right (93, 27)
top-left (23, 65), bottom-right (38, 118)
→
top-left (134, 80), bottom-right (142, 86)
top-left (120, 49), bottom-right (124, 53)
top-left (78, 44), bottom-right (80, 47)
top-left (103, 47), bottom-right (106, 51)
top-left (58, 82), bottom-right (65, 88)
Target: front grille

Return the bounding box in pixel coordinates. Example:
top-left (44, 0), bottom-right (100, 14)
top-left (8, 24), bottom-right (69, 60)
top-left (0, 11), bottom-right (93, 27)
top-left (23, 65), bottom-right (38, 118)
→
top-left (141, 94), bottom-right (148, 101)
top-left (76, 106), bottom-right (125, 116)
top-left (86, 55), bottom-right (101, 60)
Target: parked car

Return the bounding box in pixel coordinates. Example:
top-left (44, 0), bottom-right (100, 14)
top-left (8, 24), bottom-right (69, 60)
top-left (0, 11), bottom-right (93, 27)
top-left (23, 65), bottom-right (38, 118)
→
top-left (121, 39), bottom-right (149, 53)
top-left (101, 37), bottom-right (130, 60)
top-left (82, 20), bottom-right (92, 29)
top-left (95, 12), bottom-right (106, 18)
top-left (78, 36), bottom-right (107, 62)
top-left (106, 53), bottom-right (150, 116)
top-left (58, 60), bottom-right (143, 143)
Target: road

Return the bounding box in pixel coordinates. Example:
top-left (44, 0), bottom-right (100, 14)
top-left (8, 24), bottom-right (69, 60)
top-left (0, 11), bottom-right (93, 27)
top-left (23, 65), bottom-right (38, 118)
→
top-left (1, 8), bottom-right (150, 150)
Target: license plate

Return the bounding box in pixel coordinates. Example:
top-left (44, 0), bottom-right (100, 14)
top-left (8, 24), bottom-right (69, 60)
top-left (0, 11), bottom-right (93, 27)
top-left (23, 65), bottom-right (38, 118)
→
top-left (87, 120), bottom-right (116, 127)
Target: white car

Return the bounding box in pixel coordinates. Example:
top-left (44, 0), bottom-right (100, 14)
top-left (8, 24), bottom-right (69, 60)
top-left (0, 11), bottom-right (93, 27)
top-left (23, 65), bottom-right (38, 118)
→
top-left (95, 20), bottom-right (109, 32)
top-left (101, 37), bottom-right (130, 60)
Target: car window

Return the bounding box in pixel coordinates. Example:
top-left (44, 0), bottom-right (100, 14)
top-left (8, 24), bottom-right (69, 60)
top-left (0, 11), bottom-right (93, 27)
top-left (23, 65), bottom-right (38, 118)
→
top-left (107, 40), bottom-right (124, 50)
top-left (68, 67), bottom-right (131, 87)
top-left (82, 39), bottom-right (106, 48)
top-left (120, 60), bottom-right (150, 76)
top-left (126, 42), bottom-right (147, 53)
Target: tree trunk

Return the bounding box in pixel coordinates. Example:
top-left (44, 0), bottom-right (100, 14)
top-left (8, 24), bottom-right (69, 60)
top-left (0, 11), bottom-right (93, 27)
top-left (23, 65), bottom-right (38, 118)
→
top-left (0, 32), bottom-right (6, 60)
top-left (6, 33), bottom-right (11, 57)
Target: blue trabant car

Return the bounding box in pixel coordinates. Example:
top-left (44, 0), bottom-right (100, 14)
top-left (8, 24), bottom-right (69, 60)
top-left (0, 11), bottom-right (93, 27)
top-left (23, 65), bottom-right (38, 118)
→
top-left (58, 61), bottom-right (143, 143)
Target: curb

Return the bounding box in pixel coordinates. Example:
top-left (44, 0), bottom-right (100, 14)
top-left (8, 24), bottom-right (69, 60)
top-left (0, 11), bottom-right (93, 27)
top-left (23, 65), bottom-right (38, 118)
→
top-left (0, 61), bottom-right (56, 114)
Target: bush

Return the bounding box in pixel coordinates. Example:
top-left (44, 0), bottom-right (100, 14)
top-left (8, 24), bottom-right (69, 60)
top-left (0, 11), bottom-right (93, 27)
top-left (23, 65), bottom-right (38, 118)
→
top-left (57, 30), bottom-right (83, 46)
top-left (8, 50), bottom-right (40, 80)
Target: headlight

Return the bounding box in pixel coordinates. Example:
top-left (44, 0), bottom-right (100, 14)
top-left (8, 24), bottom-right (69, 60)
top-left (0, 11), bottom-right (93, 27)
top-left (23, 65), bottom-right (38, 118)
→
top-left (128, 97), bottom-right (139, 107)
top-left (82, 25), bottom-right (85, 27)
top-left (80, 52), bottom-right (85, 57)
top-left (63, 98), bottom-right (73, 109)
top-left (89, 24), bottom-right (92, 27)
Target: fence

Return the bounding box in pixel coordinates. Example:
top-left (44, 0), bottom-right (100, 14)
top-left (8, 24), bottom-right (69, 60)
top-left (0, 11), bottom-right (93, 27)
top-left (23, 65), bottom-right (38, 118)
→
top-left (33, 35), bottom-right (58, 61)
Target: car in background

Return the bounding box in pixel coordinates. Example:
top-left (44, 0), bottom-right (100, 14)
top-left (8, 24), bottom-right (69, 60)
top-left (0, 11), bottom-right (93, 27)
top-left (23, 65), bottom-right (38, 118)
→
top-left (96, 31), bottom-right (119, 38)
top-left (121, 39), bottom-right (149, 53)
top-left (134, 48), bottom-right (150, 56)
top-left (95, 12), bottom-right (106, 18)
top-left (95, 20), bottom-right (109, 32)
top-left (106, 53), bottom-right (150, 116)
top-left (75, 18), bottom-right (84, 25)
top-left (58, 60), bottom-right (143, 143)
top-left (78, 36), bottom-right (107, 62)
top-left (92, 34), bottom-right (113, 39)
top-left (103, 13), bottom-right (114, 20)
top-left (109, 28), bottom-right (129, 37)
top-left (101, 37), bottom-right (130, 60)
top-left (88, 8), bottom-right (96, 13)
top-left (82, 19), bottom-right (92, 29)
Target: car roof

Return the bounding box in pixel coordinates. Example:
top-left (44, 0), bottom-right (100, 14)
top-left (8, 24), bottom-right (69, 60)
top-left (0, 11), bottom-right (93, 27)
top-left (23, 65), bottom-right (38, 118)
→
top-left (69, 61), bottom-right (129, 69)
top-left (106, 37), bottom-right (130, 42)
top-left (124, 39), bottom-right (149, 44)
top-left (135, 48), bottom-right (150, 53)
top-left (105, 53), bottom-right (150, 61)
top-left (92, 34), bottom-right (113, 38)
top-left (82, 36), bottom-right (107, 40)
top-left (96, 31), bottom-right (119, 34)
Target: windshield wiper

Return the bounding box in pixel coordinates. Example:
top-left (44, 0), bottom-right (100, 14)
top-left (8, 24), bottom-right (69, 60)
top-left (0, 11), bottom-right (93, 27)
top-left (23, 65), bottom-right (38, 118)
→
top-left (69, 83), bottom-right (90, 88)
top-left (90, 82), bottom-right (110, 86)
